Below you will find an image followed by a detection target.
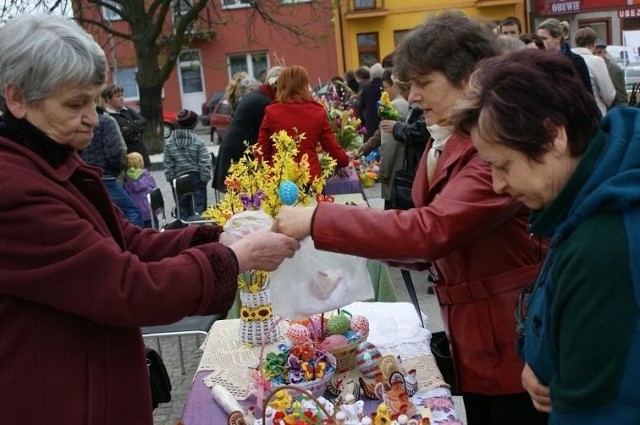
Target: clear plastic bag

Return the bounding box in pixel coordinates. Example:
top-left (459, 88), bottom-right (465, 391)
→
top-left (269, 238), bottom-right (373, 320)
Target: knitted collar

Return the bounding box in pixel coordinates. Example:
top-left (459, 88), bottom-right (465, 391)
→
top-left (0, 111), bottom-right (74, 168)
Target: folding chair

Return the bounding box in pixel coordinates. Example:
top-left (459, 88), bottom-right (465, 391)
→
top-left (147, 187), bottom-right (186, 231)
top-left (142, 314), bottom-right (225, 374)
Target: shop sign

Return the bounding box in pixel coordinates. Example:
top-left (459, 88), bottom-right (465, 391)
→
top-left (534, 0), bottom-right (582, 15)
top-left (619, 8), bottom-right (640, 19)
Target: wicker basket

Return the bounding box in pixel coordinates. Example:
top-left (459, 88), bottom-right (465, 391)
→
top-left (267, 352), bottom-right (337, 399)
top-left (327, 334), bottom-right (366, 373)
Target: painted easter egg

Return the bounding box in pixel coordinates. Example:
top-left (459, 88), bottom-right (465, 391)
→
top-left (349, 315), bottom-right (370, 337)
top-left (319, 334), bottom-right (349, 351)
top-left (278, 181), bottom-right (299, 206)
top-left (356, 341), bottom-right (382, 379)
top-left (327, 313), bottom-right (351, 335)
top-left (286, 323), bottom-right (311, 345)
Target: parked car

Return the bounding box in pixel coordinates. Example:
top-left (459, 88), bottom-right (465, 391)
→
top-left (200, 90), bottom-right (225, 126)
top-left (162, 110), bottom-right (178, 138)
top-left (208, 99), bottom-right (233, 143)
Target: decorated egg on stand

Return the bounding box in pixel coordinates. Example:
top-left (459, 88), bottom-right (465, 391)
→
top-left (356, 341), bottom-right (382, 379)
top-left (286, 323), bottom-right (311, 345)
top-left (319, 334), bottom-right (349, 352)
top-left (349, 315), bottom-right (370, 337)
top-left (327, 312), bottom-right (351, 335)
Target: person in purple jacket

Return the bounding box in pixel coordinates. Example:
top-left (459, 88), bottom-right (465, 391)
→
top-left (123, 152), bottom-right (157, 228)
top-left (0, 14), bottom-right (300, 425)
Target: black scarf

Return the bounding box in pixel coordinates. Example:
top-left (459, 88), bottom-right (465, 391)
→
top-left (0, 110), bottom-right (74, 168)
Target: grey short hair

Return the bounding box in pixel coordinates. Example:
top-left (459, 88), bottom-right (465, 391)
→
top-left (370, 63), bottom-right (384, 79)
top-left (538, 18), bottom-right (563, 39)
top-left (0, 14), bottom-right (107, 108)
top-left (265, 66), bottom-right (283, 87)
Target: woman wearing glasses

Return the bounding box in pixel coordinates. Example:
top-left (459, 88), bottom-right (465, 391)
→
top-left (453, 49), bottom-right (639, 423)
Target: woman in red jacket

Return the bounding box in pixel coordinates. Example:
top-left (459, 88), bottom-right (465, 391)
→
top-left (257, 65), bottom-right (349, 179)
top-left (275, 12), bottom-right (546, 425)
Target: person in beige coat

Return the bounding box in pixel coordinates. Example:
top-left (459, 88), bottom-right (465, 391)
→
top-left (378, 70), bottom-right (409, 208)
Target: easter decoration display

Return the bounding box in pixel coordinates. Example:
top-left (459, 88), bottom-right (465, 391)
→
top-left (203, 130), bottom-right (337, 346)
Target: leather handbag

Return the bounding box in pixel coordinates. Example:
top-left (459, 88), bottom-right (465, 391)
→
top-left (389, 169), bottom-right (415, 210)
top-left (146, 347), bottom-right (172, 409)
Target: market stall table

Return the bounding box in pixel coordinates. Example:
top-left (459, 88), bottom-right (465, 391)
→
top-left (181, 302), bottom-right (464, 424)
top-left (324, 167), bottom-right (365, 198)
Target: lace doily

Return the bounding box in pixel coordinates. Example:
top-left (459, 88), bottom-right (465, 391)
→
top-left (198, 302), bottom-right (447, 400)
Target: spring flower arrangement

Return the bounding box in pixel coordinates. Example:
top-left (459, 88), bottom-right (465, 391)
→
top-left (202, 130), bottom-right (336, 346)
top-left (202, 130), bottom-right (337, 295)
top-left (377, 91), bottom-right (401, 120)
top-left (352, 156), bottom-right (380, 188)
top-left (317, 82), bottom-right (367, 153)
top-left (326, 106), bottom-right (367, 152)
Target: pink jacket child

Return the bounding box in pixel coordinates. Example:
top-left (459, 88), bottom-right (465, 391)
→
top-left (123, 152), bottom-right (157, 227)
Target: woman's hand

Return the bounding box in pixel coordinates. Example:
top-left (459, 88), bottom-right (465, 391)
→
top-left (379, 119), bottom-right (396, 133)
top-left (272, 206), bottom-right (315, 240)
top-left (522, 363), bottom-right (551, 413)
top-left (229, 229), bottom-right (300, 272)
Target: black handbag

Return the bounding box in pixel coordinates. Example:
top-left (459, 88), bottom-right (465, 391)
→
top-left (146, 347), bottom-right (172, 409)
top-left (429, 331), bottom-right (461, 395)
top-left (389, 169), bottom-right (415, 210)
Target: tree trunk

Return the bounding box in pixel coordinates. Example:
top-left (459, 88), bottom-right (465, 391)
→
top-left (138, 85), bottom-right (165, 154)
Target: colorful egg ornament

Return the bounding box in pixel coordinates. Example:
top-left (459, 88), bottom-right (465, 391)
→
top-left (278, 181), bottom-right (299, 205)
top-left (327, 313), bottom-right (351, 335)
top-left (286, 323), bottom-right (311, 345)
top-left (356, 341), bottom-right (382, 379)
top-left (349, 315), bottom-right (370, 337)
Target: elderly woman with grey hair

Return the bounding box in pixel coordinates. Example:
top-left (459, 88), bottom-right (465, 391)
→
top-left (275, 11), bottom-right (546, 425)
top-left (0, 15), bottom-right (299, 424)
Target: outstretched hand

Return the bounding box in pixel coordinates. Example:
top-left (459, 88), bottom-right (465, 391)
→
top-left (272, 206), bottom-right (315, 241)
top-left (229, 229), bottom-right (300, 272)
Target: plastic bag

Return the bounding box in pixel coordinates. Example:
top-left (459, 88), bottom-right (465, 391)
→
top-left (269, 238), bottom-right (373, 320)
top-left (222, 210), bottom-right (273, 244)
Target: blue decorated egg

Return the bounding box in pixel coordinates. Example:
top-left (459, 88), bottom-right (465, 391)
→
top-left (356, 341), bottom-right (382, 379)
top-left (278, 181), bottom-right (299, 205)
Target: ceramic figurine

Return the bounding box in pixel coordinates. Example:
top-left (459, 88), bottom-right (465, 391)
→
top-left (335, 411), bottom-right (347, 425)
top-left (404, 369), bottom-right (418, 397)
top-left (384, 380), bottom-right (417, 418)
top-left (268, 389), bottom-right (292, 412)
top-left (339, 393), bottom-right (365, 424)
top-left (373, 403), bottom-right (392, 425)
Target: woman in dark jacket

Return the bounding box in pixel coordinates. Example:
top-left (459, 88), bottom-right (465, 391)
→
top-left (215, 66), bottom-right (282, 192)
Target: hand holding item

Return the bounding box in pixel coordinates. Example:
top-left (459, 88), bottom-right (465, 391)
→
top-left (272, 206), bottom-right (315, 240)
top-left (522, 363), bottom-right (551, 413)
top-left (229, 229), bottom-right (300, 272)
top-left (379, 119), bottom-right (396, 133)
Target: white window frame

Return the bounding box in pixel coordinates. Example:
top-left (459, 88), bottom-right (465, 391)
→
top-left (227, 52), bottom-right (269, 80)
top-left (222, 0), bottom-right (251, 10)
top-left (281, 0), bottom-right (312, 4)
top-left (112, 67), bottom-right (139, 101)
top-left (102, 0), bottom-right (122, 21)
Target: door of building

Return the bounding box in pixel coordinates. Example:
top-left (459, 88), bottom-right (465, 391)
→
top-left (178, 50), bottom-right (206, 113)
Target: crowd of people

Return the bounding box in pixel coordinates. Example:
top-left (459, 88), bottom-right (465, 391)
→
top-left (0, 8), bottom-right (638, 425)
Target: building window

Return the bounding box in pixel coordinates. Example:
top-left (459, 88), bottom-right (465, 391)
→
top-left (393, 30), bottom-right (410, 47)
top-left (281, 0), bottom-right (312, 3)
top-left (227, 52), bottom-right (268, 80)
top-left (578, 18), bottom-right (611, 46)
top-left (222, 0), bottom-right (251, 9)
top-left (357, 32), bottom-right (379, 66)
top-left (354, 0), bottom-right (375, 10)
top-left (113, 67), bottom-right (139, 100)
top-left (102, 0), bottom-right (122, 21)
top-left (179, 51), bottom-right (204, 94)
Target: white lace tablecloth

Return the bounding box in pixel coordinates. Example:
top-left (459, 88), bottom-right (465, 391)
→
top-left (197, 302), bottom-right (448, 400)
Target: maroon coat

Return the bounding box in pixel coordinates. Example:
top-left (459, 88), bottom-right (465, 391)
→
top-left (0, 136), bottom-right (238, 424)
top-left (257, 101), bottom-right (349, 178)
top-left (311, 133), bottom-right (541, 394)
